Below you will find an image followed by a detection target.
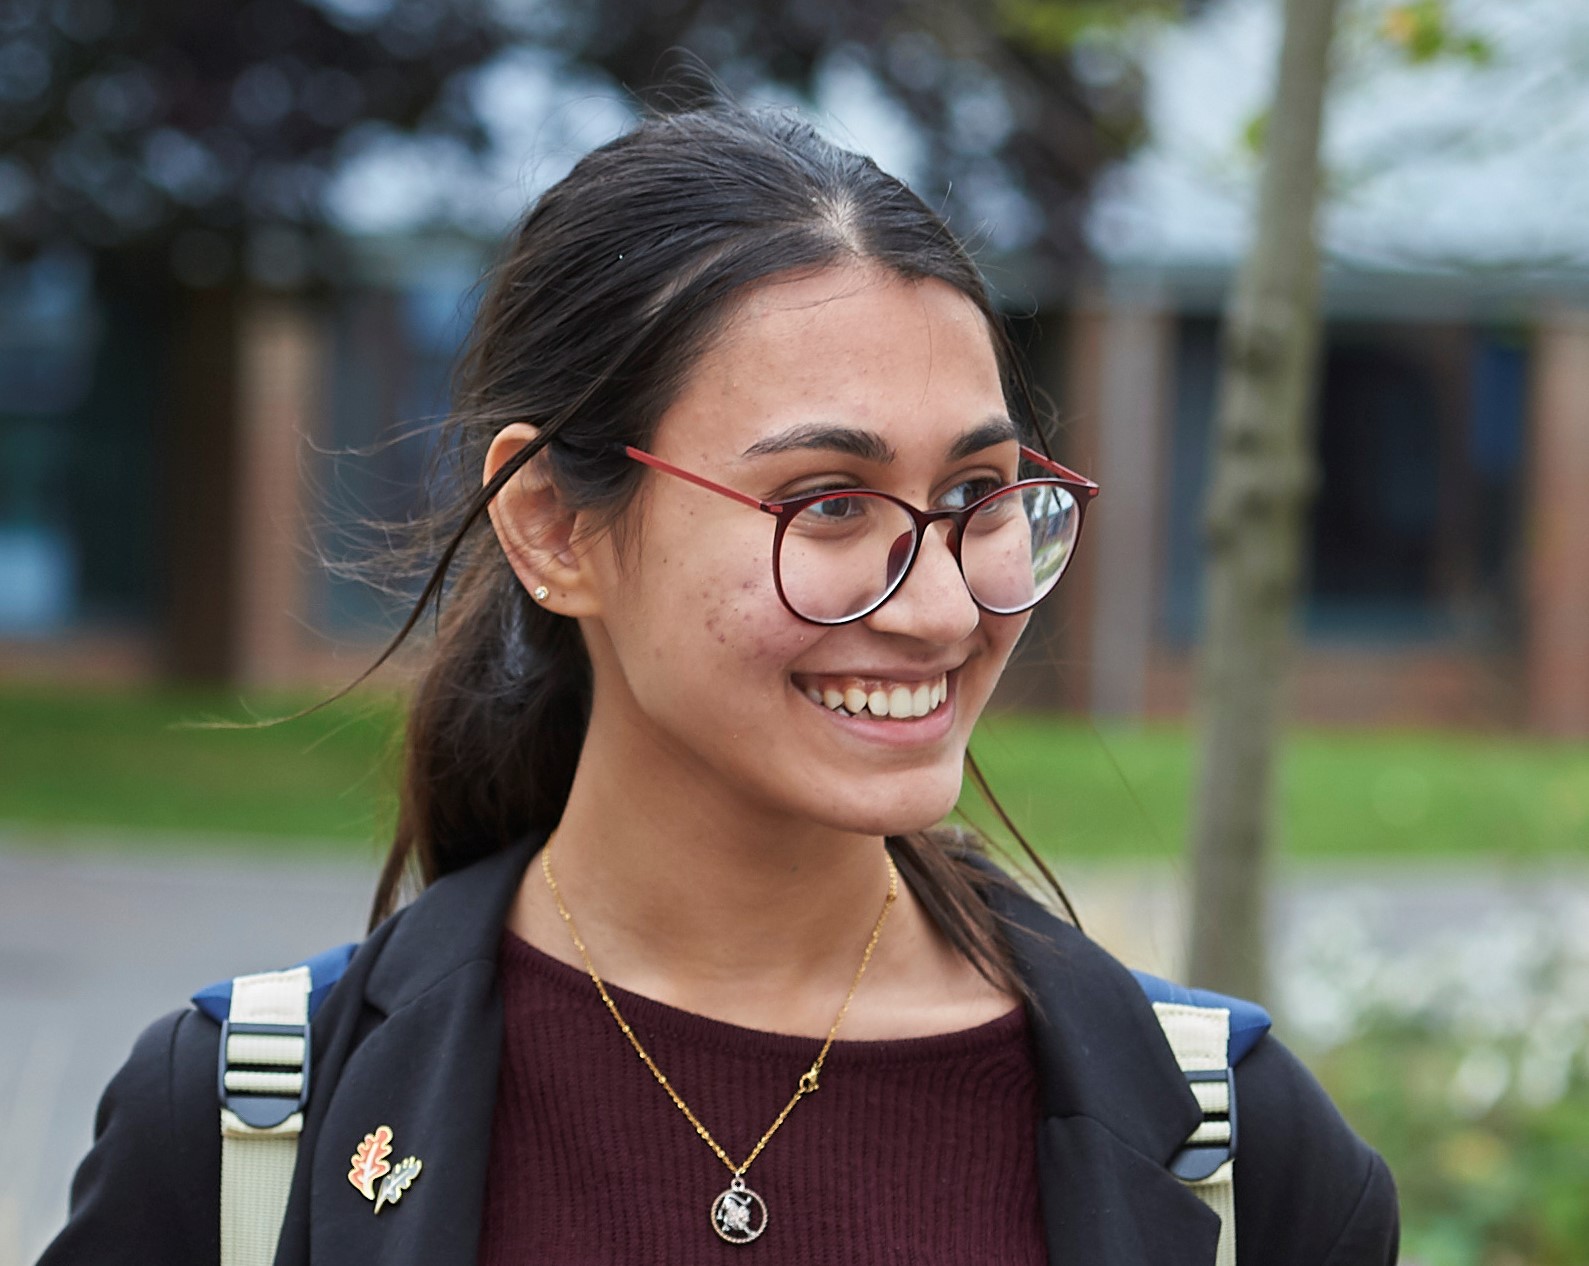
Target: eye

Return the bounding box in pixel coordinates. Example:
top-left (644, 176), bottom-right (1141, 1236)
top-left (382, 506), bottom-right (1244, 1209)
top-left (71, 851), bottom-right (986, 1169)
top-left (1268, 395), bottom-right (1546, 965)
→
top-left (805, 494), bottom-right (869, 521)
top-left (770, 471), bottom-right (870, 503)
top-left (785, 492), bottom-right (891, 542)
top-left (937, 475), bottom-right (1007, 510)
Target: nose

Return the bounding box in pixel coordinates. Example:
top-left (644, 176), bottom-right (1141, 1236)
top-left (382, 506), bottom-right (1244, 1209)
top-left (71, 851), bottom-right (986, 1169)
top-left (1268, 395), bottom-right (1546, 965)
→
top-left (863, 520), bottom-right (981, 643)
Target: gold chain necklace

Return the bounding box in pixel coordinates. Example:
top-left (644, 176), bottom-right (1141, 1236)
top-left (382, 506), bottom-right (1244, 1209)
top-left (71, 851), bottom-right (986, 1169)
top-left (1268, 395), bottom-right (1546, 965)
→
top-left (541, 846), bottom-right (899, 1245)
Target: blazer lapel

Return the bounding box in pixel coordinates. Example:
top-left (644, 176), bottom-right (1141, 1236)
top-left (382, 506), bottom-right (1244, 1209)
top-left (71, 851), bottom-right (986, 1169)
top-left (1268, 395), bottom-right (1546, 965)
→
top-left (989, 879), bottom-right (1223, 1266)
top-left (1034, 1116), bottom-right (1220, 1264)
top-left (275, 838), bottom-right (544, 1266)
top-left (306, 959), bottom-right (504, 1264)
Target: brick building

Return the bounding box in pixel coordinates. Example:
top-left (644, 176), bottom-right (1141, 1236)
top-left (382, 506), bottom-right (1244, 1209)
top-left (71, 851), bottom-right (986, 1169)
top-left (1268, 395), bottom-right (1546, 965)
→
top-left (4, 0), bottom-right (1588, 736)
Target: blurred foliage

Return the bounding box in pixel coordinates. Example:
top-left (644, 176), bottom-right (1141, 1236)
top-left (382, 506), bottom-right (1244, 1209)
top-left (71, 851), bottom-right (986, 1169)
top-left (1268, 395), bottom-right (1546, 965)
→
top-left (0, 0), bottom-right (1146, 289)
top-left (1240, 107), bottom-right (1268, 159)
top-left (1285, 869), bottom-right (1589, 1265)
top-left (1377, 1), bottom-right (1493, 66)
top-left (994, 0), bottom-right (1176, 59)
top-left (1313, 1002), bottom-right (1589, 1263)
top-left (1238, 0), bottom-right (1493, 161)
top-left (0, 0), bottom-right (498, 281)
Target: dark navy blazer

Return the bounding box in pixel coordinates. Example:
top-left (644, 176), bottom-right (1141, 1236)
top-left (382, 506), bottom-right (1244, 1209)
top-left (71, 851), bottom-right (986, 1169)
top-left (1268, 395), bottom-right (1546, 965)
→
top-left (39, 838), bottom-right (1399, 1265)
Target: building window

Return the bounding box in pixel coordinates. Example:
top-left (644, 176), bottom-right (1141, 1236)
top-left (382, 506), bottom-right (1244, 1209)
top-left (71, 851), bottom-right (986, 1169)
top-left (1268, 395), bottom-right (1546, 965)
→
top-left (0, 250), bottom-right (159, 638)
top-left (1162, 316), bottom-right (1526, 647)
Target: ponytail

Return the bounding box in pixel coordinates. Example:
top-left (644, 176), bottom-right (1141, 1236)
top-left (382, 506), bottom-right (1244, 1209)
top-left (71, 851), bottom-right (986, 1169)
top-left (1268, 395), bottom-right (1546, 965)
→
top-left (370, 552), bottom-right (589, 923)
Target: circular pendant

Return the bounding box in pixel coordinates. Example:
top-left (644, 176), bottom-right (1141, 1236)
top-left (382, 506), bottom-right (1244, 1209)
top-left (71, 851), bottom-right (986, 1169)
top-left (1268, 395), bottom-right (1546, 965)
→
top-left (710, 1176), bottom-right (768, 1244)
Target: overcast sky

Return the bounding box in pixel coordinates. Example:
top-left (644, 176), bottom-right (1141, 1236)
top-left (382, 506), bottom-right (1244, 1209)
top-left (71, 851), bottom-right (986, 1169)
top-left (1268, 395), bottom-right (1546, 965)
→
top-left (1090, 0), bottom-right (1589, 276)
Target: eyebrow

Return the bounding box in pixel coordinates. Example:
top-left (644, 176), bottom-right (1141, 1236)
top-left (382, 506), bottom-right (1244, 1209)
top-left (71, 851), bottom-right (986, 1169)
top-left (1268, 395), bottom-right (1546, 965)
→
top-left (948, 417), bottom-right (1019, 460)
top-left (742, 424), bottom-right (895, 463)
top-left (741, 415), bottom-right (1018, 464)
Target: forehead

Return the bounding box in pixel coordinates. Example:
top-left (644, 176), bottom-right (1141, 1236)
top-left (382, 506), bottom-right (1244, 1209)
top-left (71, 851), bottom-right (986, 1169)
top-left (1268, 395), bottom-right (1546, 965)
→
top-left (655, 264), bottom-right (1007, 463)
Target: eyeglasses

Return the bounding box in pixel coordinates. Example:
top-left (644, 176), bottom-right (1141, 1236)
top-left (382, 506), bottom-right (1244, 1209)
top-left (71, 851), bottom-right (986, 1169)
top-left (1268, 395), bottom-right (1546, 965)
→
top-left (624, 443), bottom-right (1099, 626)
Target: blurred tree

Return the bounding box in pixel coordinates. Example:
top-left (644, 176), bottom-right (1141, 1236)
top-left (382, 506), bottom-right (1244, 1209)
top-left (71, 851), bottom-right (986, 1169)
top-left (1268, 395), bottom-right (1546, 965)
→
top-left (1186, 0), bottom-right (1342, 1005)
top-left (0, 0), bottom-right (1140, 678)
top-left (1185, 0), bottom-right (1489, 1002)
top-left (0, 0), bottom-right (1143, 281)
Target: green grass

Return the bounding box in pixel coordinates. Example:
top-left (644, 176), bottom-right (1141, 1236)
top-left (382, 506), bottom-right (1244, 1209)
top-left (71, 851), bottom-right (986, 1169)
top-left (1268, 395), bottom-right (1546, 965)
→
top-left (970, 713), bottom-right (1589, 863)
top-left (1, 683), bottom-right (1586, 862)
top-left (0, 683), bottom-right (404, 854)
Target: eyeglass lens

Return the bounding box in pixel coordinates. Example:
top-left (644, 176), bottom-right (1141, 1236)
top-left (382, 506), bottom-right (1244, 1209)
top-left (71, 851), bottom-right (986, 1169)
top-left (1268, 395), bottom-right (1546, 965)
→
top-left (776, 482), bottom-right (1081, 623)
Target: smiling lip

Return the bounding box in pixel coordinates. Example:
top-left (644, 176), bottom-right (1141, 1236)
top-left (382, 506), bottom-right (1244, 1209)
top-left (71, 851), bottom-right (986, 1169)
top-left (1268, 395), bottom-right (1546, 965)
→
top-left (792, 671), bottom-right (953, 720)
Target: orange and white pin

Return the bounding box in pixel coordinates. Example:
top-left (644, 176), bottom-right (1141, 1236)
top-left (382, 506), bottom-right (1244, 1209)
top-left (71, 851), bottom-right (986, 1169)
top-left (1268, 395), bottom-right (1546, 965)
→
top-left (348, 1125), bottom-right (423, 1214)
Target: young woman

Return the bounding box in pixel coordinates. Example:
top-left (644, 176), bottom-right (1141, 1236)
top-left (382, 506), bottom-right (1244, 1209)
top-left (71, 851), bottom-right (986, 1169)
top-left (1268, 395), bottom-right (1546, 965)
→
top-left (41, 105), bottom-right (1397, 1265)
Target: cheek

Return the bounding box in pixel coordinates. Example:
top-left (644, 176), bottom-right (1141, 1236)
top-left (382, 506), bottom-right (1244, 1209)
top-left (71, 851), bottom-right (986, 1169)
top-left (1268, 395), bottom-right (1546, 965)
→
top-left (697, 572), bottom-right (809, 667)
top-left (684, 521), bottom-right (794, 658)
top-left (961, 611), bottom-right (1028, 703)
top-left (638, 518), bottom-right (807, 687)
top-left (985, 611), bottom-right (1030, 676)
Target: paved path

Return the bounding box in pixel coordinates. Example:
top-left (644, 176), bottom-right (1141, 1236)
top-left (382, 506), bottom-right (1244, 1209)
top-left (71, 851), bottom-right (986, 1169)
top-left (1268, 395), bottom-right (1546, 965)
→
top-left (1, 842), bottom-right (376, 1266)
top-left (4, 841), bottom-right (1584, 1264)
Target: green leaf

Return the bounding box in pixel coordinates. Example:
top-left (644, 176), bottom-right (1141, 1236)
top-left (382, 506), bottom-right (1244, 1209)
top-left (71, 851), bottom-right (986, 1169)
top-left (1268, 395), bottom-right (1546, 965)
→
top-left (996, 0), bottom-right (1174, 56)
top-left (1378, 1), bottom-right (1493, 68)
top-left (1458, 35), bottom-right (1495, 66)
top-left (1241, 108), bottom-right (1270, 158)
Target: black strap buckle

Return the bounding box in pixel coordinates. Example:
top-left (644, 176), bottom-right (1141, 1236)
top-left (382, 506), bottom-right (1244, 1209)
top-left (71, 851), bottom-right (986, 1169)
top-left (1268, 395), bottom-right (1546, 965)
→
top-left (1168, 1066), bottom-right (1237, 1182)
top-left (217, 1019), bottom-right (312, 1130)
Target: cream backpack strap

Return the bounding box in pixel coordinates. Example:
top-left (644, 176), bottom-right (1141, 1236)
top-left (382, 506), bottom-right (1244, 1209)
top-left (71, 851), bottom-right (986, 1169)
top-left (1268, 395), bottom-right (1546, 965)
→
top-left (218, 966), bottom-right (312, 1266)
top-left (1152, 1002), bottom-right (1236, 1266)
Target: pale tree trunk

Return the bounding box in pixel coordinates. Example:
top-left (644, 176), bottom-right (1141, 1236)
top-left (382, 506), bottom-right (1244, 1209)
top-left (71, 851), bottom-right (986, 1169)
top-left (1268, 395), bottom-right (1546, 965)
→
top-left (1187, 0), bottom-right (1340, 1002)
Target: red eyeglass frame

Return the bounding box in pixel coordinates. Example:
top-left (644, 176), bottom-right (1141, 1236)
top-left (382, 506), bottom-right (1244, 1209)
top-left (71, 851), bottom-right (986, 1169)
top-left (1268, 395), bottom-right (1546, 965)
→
top-left (623, 443), bottom-right (1101, 625)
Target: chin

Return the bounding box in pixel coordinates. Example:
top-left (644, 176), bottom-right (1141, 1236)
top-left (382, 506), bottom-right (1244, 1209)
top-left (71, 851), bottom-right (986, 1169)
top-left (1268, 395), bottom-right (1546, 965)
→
top-left (810, 775), bottom-right (963, 839)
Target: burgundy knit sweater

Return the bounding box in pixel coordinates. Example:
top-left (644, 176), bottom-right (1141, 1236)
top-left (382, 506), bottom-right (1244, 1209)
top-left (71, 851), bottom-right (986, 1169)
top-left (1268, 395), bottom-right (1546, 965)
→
top-left (478, 931), bottom-right (1045, 1265)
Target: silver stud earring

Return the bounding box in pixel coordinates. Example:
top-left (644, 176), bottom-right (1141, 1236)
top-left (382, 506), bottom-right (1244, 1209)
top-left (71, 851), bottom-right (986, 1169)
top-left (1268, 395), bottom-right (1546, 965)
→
top-left (531, 585), bottom-right (549, 602)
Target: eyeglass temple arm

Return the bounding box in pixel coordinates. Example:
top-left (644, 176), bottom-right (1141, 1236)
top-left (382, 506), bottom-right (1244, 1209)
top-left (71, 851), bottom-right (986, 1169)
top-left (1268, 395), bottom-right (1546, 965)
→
top-left (628, 442), bottom-right (1095, 506)
top-left (623, 446), bottom-right (781, 513)
top-left (1019, 445), bottom-right (1099, 497)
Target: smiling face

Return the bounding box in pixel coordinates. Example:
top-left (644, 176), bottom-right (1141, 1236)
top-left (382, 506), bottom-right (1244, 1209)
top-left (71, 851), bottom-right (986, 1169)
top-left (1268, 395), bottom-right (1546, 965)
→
top-left (571, 263), bottom-right (1029, 839)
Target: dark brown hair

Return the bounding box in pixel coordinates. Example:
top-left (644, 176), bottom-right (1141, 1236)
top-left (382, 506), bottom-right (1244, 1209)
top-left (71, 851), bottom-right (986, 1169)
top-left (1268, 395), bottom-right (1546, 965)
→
top-left (346, 103), bottom-right (1074, 995)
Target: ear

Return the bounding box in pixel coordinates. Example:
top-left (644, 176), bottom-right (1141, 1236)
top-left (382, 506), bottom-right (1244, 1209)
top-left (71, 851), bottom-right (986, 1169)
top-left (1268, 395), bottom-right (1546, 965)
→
top-left (483, 423), bottom-right (606, 617)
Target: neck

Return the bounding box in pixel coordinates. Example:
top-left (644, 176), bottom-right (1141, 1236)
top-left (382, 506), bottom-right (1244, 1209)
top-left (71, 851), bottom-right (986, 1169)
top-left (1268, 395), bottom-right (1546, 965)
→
top-left (508, 733), bottom-right (904, 1033)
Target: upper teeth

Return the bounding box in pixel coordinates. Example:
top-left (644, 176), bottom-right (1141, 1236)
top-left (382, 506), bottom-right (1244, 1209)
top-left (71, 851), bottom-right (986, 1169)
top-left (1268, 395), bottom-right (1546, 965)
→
top-left (801, 674), bottom-right (948, 719)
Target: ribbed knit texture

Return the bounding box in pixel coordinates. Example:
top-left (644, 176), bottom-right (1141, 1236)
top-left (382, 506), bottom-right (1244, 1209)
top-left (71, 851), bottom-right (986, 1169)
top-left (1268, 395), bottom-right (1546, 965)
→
top-left (478, 930), bottom-right (1045, 1265)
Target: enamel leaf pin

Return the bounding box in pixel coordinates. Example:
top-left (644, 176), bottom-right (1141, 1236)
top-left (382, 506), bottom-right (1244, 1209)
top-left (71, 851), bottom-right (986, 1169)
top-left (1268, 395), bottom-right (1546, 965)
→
top-left (348, 1126), bottom-right (392, 1199)
top-left (375, 1156), bottom-right (423, 1213)
top-left (348, 1125), bottom-right (423, 1213)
